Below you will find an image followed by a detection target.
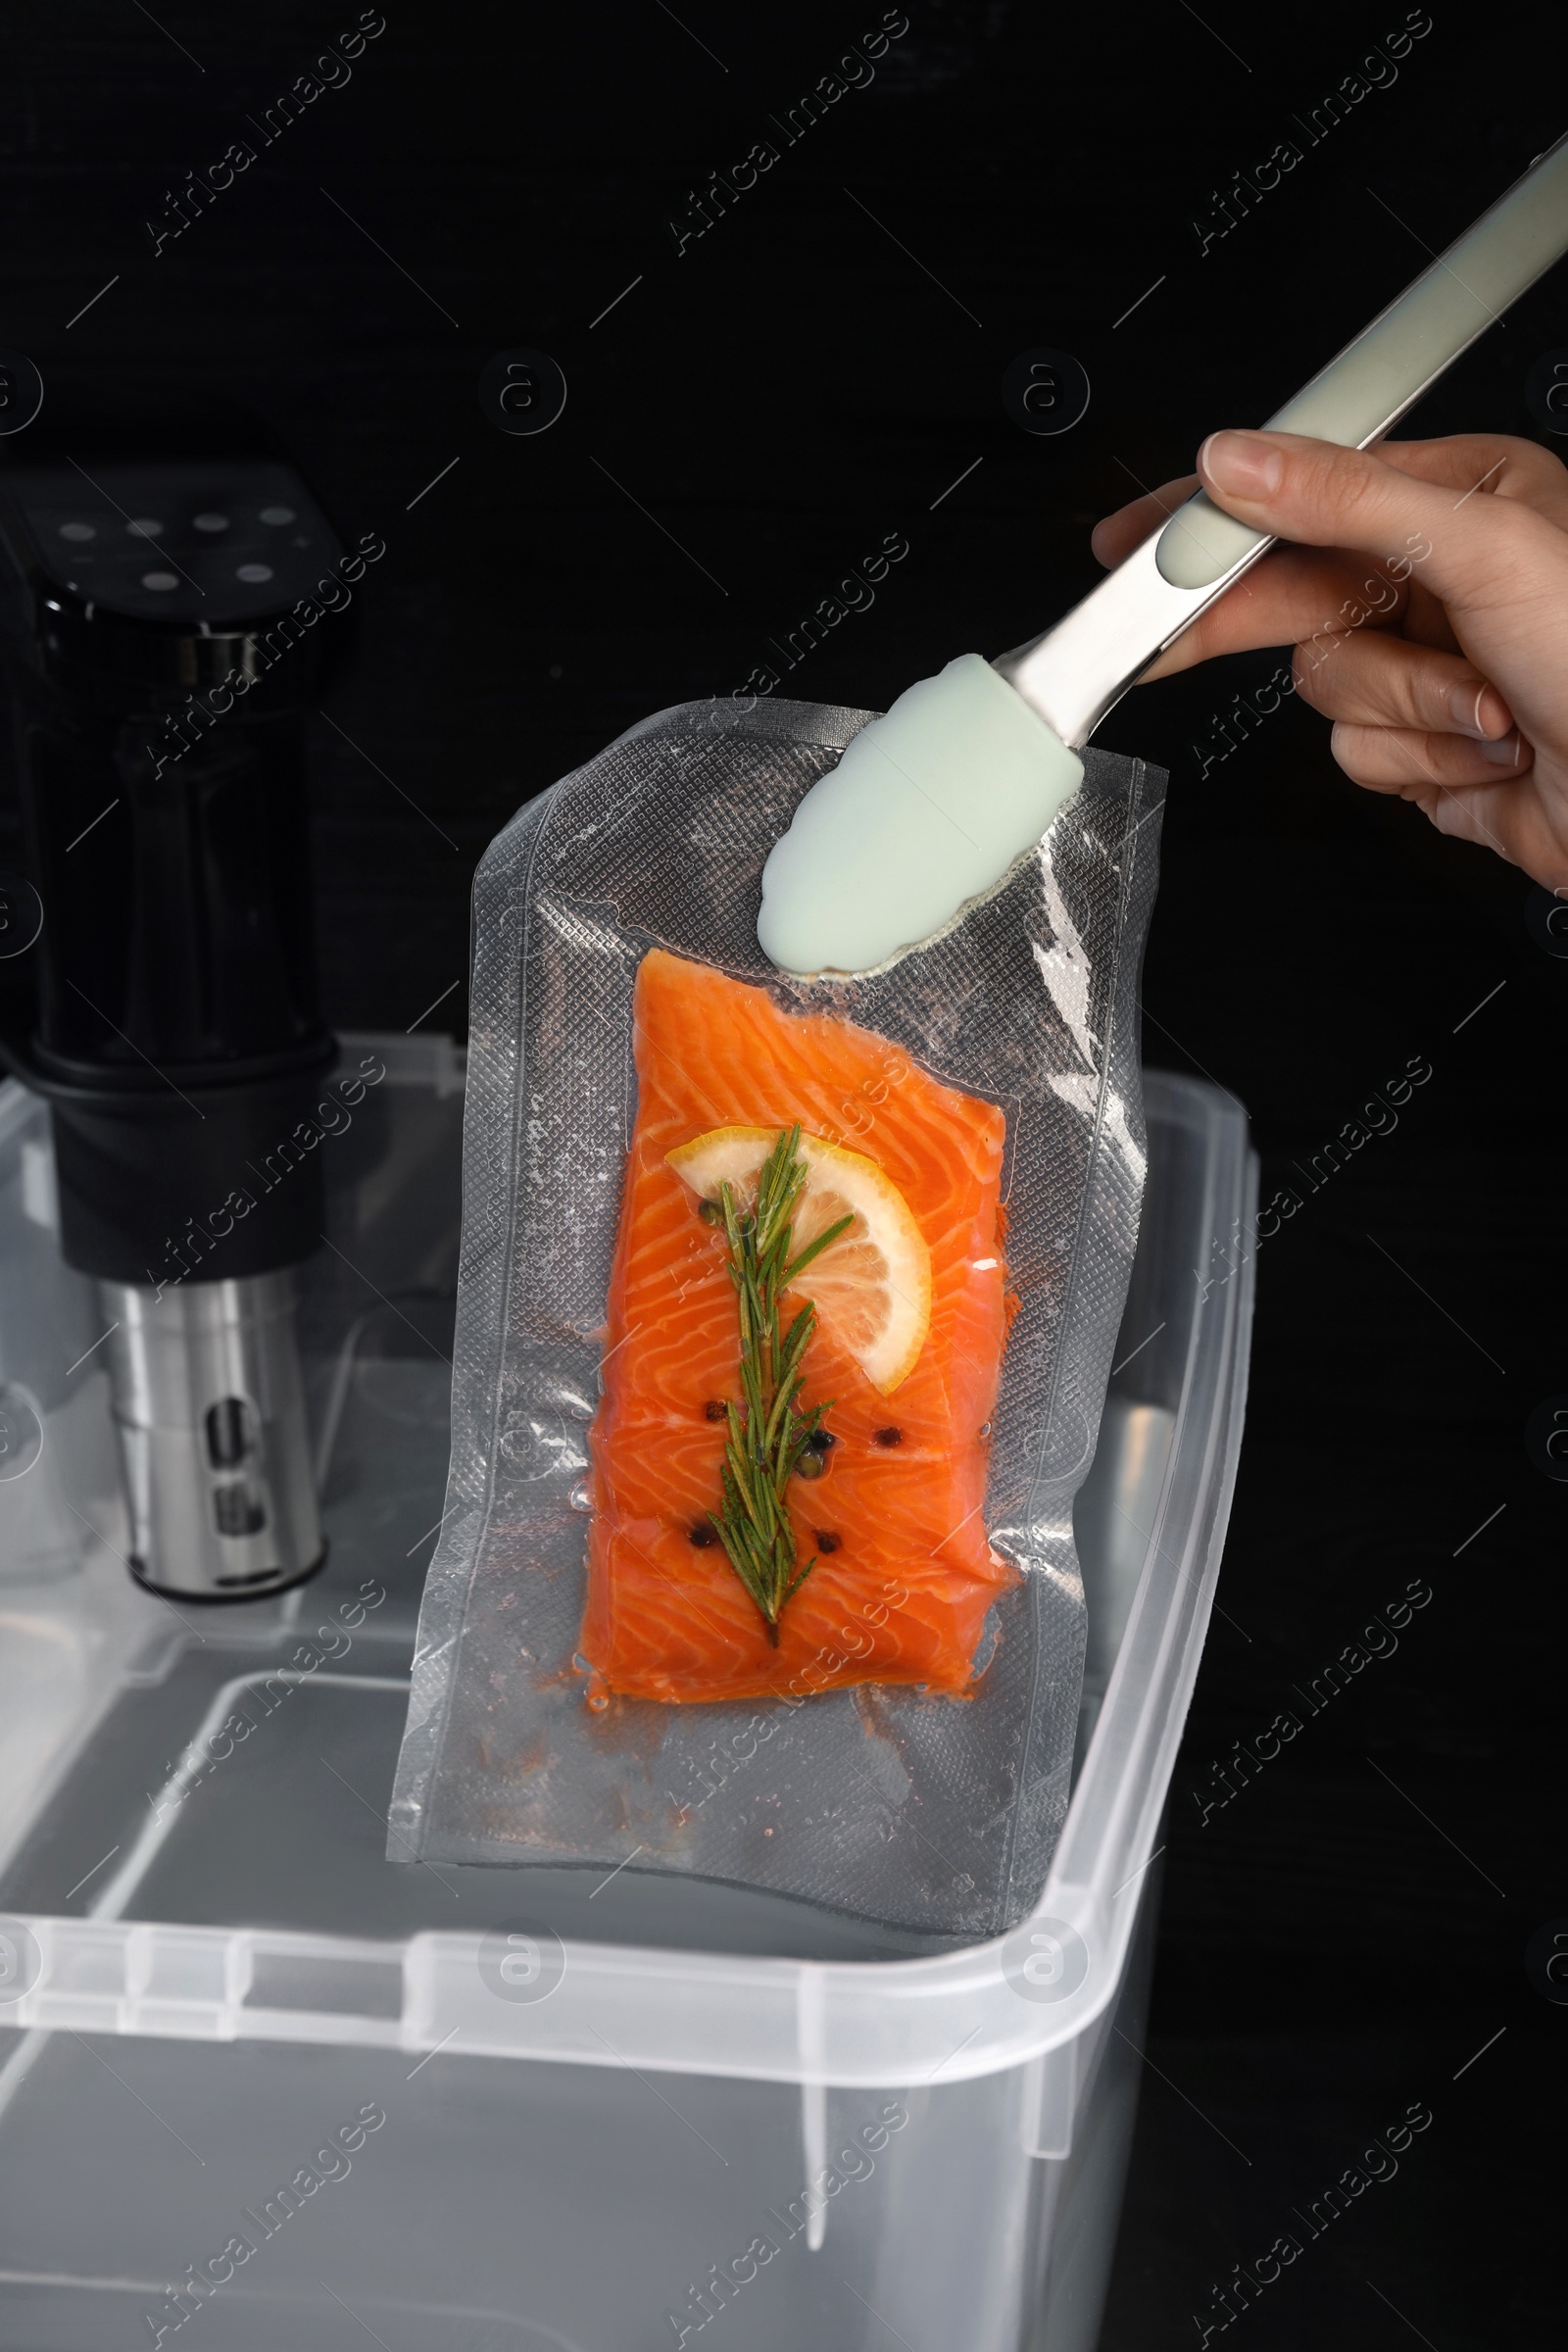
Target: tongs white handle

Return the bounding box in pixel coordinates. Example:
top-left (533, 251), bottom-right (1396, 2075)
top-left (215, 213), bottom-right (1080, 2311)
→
top-left (995, 129), bottom-right (1568, 749)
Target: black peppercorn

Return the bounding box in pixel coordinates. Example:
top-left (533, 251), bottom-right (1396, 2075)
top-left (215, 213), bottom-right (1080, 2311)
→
top-left (815, 1531), bottom-right (841, 1553)
top-left (703, 1399), bottom-right (727, 1422)
top-left (689, 1523), bottom-right (716, 1547)
top-left (873, 1426), bottom-right (903, 1447)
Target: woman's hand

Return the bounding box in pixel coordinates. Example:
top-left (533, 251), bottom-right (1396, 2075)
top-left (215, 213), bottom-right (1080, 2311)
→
top-left (1093, 428), bottom-right (1568, 889)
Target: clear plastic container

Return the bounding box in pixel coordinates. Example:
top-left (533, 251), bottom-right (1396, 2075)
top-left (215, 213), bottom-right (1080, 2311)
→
top-left (0, 1038), bottom-right (1253, 2352)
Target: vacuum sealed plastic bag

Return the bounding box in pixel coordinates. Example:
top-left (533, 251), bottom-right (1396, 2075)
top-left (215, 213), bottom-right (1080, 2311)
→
top-left (389, 695), bottom-right (1164, 1937)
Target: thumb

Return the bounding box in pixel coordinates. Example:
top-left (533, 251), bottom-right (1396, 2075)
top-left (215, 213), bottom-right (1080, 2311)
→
top-left (1195, 427), bottom-right (1526, 608)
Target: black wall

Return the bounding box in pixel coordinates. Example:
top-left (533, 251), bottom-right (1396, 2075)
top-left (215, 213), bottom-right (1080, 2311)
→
top-left (3, 4), bottom-right (1563, 2343)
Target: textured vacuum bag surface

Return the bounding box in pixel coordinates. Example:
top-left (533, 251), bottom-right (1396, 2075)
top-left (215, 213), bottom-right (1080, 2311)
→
top-left (390, 695), bottom-right (1164, 1937)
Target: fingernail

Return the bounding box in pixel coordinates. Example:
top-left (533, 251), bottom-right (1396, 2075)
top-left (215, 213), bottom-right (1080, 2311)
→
top-left (1449, 680), bottom-right (1511, 737)
top-left (1199, 429), bottom-right (1284, 499)
top-left (1479, 730), bottom-right (1524, 766)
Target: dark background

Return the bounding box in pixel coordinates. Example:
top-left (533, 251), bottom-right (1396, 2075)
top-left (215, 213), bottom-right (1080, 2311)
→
top-left (4, 2), bottom-right (1565, 2343)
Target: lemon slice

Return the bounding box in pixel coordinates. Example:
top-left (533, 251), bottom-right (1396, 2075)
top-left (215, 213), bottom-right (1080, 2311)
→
top-left (665, 1123), bottom-right (932, 1394)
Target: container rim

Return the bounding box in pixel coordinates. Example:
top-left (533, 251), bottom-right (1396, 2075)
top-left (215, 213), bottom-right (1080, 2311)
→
top-left (0, 1068), bottom-right (1254, 2088)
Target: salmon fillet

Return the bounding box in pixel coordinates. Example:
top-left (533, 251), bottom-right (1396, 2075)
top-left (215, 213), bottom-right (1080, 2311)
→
top-left (580, 948), bottom-right (1012, 1704)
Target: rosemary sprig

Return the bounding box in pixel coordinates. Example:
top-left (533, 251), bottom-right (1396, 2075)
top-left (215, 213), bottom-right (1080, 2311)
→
top-left (701, 1125), bottom-right (854, 1643)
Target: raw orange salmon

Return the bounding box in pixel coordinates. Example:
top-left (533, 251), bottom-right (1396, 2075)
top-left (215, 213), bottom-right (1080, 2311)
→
top-left (580, 948), bottom-right (1012, 1704)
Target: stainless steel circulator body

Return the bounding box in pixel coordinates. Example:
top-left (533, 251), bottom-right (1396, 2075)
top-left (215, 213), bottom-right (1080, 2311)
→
top-left (99, 1270), bottom-right (323, 1599)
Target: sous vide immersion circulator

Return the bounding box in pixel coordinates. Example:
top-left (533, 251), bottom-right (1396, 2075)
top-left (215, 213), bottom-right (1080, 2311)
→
top-left (0, 397), bottom-right (352, 1599)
